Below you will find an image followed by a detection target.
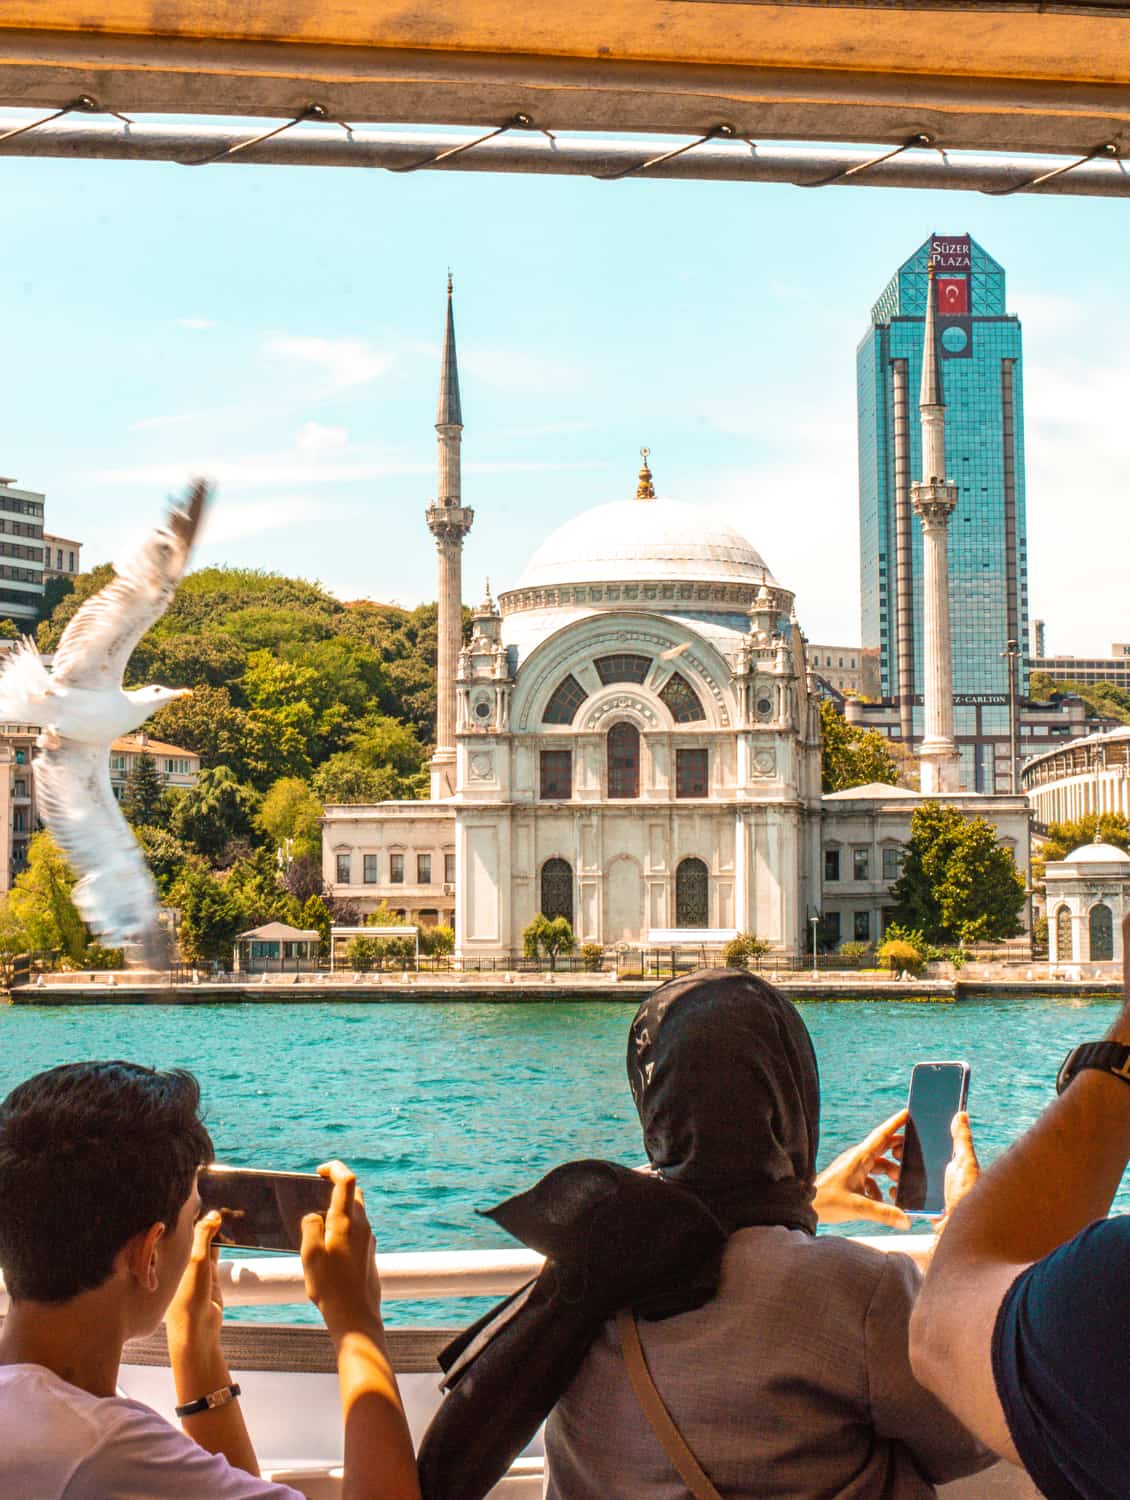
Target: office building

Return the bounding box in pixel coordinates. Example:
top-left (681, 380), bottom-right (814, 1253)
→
top-left (42, 533), bottom-right (83, 581)
top-left (805, 644), bottom-right (881, 698)
top-left (858, 232), bottom-right (1028, 792)
top-left (0, 478), bottom-right (45, 625)
top-left (1031, 644), bottom-right (1130, 690)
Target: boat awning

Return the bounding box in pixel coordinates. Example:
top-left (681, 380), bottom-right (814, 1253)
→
top-left (3, 0), bottom-right (1130, 162)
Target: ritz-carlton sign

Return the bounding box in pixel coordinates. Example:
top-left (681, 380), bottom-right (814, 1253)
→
top-left (930, 234), bottom-right (972, 270)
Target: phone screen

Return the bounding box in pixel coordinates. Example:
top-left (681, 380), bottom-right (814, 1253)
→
top-left (895, 1062), bottom-right (970, 1216)
top-left (198, 1166), bottom-right (333, 1252)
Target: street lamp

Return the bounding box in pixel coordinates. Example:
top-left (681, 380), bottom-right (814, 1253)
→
top-left (1002, 638), bottom-right (1020, 794)
top-left (810, 914), bottom-right (820, 977)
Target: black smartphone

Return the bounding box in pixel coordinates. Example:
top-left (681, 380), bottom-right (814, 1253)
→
top-left (895, 1061), bottom-right (971, 1217)
top-left (198, 1166), bottom-right (333, 1252)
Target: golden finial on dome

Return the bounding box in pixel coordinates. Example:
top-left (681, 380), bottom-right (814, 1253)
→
top-left (636, 446), bottom-right (655, 501)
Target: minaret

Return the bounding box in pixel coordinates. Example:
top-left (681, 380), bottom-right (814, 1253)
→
top-left (426, 275), bottom-right (474, 800)
top-left (911, 259), bottom-right (961, 794)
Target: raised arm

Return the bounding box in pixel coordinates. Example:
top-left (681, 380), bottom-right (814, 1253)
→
top-left (302, 1161), bottom-right (421, 1500)
top-left (910, 912), bottom-right (1130, 1460)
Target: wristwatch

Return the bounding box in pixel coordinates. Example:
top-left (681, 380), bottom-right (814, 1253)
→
top-left (1056, 1042), bottom-right (1130, 1095)
top-left (175, 1382), bottom-right (241, 1418)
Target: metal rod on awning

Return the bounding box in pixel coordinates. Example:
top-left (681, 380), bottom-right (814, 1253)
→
top-left (0, 118), bottom-right (1127, 196)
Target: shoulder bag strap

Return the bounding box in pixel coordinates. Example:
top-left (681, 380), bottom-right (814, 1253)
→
top-left (615, 1308), bottom-right (724, 1500)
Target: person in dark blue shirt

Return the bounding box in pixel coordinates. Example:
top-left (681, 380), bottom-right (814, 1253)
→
top-left (911, 918), bottom-right (1130, 1498)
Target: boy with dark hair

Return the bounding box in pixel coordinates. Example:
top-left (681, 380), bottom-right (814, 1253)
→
top-left (0, 1060), bottom-right (420, 1500)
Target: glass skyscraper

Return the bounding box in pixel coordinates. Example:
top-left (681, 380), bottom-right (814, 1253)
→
top-left (858, 233), bottom-right (1028, 793)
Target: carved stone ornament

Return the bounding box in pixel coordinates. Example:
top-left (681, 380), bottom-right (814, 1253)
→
top-left (583, 694), bottom-right (658, 730)
top-left (469, 752), bottom-right (494, 780)
top-left (753, 749), bottom-right (777, 777)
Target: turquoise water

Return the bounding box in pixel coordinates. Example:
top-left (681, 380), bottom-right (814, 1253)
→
top-left (0, 997), bottom-right (1122, 1320)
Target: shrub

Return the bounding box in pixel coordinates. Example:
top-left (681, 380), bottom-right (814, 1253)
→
top-left (580, 943), bottom-right (604, 973)
top-left (1031, 915), bottom-right (1049, 954)
top-left (522, 914), bottom-right (576, 970)
top-left (838, 940), bottom-right (871, 964)
top-left (877, 938), bottom-right (925, 976)
top-left (420, 924), bottom-right (455, 958)
top-left (722, 933), bottom-right (770, 971)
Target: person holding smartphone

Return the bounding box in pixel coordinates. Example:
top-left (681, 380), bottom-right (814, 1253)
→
top-left (0, 1060), bottom-right (421, 1500)
top-left (910, 911), bottom-right (1130, 1497)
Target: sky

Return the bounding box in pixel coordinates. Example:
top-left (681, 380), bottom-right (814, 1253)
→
top-left (2, 121), bottom-right (1127, 654)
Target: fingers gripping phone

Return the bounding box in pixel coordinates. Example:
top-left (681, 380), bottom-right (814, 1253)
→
top-left (198, 1166), bottom-right (333, 1252)
top-left (895, 1061), bottom-right (971, 1218)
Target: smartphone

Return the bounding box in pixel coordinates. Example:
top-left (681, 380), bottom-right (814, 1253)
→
top-left (197, 1166), bottom-right (333, 1253)
top-left (895, 1061), bottom-right (971, 1218)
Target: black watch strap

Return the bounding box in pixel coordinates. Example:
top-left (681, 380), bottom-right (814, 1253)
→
top-left (1057, 1042), bottom-right (1130, 1095)
top-left (175, 1382), bottom-right (241, 1418)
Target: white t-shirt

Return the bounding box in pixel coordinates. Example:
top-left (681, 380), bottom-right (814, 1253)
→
top-left (0, 1363), bottom-right (306, 1499)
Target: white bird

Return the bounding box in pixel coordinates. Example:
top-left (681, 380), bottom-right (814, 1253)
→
top-left (0, 481), bottom-right (209, 967)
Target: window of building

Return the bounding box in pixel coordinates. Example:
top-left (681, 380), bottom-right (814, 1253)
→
top-left (540, 749), bottom-right (573, 799)
top-left (594, 653), bottom-right (651, 685)
top-left (540, 858), bottom-right (573, 925)
top-left (675, 857), bottom-right (709, 927)
top-left (444, 852), bottom-right (455, 884)
top-left (56, 549), bottom-right (63, 569)
top-left (164, 758), bottom-right (191, 775)
top-left (852, 848), bottom-right (869, 881)
top-left (109, 755), bottom-right (125, 772)
top-left (335, 853), bottom-right (351, 884)
top-left (659, 672), bottom-right (705, 724)
top-left (1055, 904), bottom-right (1072, 960)
top-left (390, 852), bottom-right (405, 884)
top-left (882, 847), bottom-right (901, 881)
top-left (824, 848), bottom-right (840, 882)
top-left (13, 779), bottom-right (25, 798)
top-left (68, 552), bottom-right (75, 571)
top-left (417, 853), bottom-right (432, 884)
top-left (543, 673), bottom-right (587, 725)
top-left (854, 910), bottom-right (871, 942)
top-left (1090, 903), bottom-right (1114, 962)
top-left (821, 911), bottom-right (841, 946)
top-left (12, 810), bottom-right (25, 832)
top-left (14, 750), bottom-right (24, 765)
top-left (607, 722), bottom-right (640, 798)
top-left (363, 854), bottom-right (378, 884)
top-left (675, 747), bottom-right (708, 798)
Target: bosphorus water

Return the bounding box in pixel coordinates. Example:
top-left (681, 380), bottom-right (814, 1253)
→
top-left (1, 996), bottom-right (1122, 1321)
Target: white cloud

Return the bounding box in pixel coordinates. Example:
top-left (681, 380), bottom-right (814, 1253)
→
top-left (294, 421), bottom-right (349, 454)
top-left (176, 317), bottom-right (216, 330)
top-left (264, 335), bottom-right (395, 391)
top-left (198, 495), bottom-right (364, 546)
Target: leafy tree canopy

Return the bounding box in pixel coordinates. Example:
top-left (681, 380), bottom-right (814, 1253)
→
top-left (258, 777), bottom-right (324, 863)
top-left (1040, 812), bottom-right (1130, 863)
top-left (172, 765), bottom-right (261, 861)
top-left (819, 699), bottom-right (900, 793)
top-left (889, 802), bottom-right (1026, 945)
top-left (121, 752), bottom-right (169, 829)
top-left (1029, 672), bottom-right (1130, 726)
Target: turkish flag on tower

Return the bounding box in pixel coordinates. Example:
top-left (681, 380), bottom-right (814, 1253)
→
top-left (936, 277), bottom-right (969, 315)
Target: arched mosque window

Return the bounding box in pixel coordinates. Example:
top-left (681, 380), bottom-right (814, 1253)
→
top-left (594, 653), bottom-right (652, 686)
top-left (1089, 902), bottom-right (1114, 962)
top-left (675, 858), bottom-right (709, 928)
top-left (543, 673), bottom-right (587, 725)
top-left (607, 722), bottom-right (640, 799)
top-left (660, 672), bottom-right (705, 724)
top-left (1055, 905), bottom-right (1072, 961)
top-left (540, 859), bottom-right (574, 926)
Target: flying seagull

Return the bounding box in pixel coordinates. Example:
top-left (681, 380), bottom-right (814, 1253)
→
top-left (0, 481), bottom-right (210, 967)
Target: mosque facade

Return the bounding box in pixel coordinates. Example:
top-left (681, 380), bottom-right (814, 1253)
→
top-left (322, 283), bottom-right (1030, 957)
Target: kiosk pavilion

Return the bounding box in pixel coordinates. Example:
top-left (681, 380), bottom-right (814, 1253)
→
top-left (322, 284), bottom-right (1030, 959)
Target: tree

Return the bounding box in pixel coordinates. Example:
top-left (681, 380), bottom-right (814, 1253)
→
top-left (1040, 813), bottom-right (1130, 863)
top-left (347, 714), bottom-right (428, 778)
top-left (285, 855), bottom-right (325, 907)
top-left (257, 777), bottom-right (324, 863)
top-left (172, 766), bottom-right (261, 862)
top-left (121, 752), bottom-right (168, 828)
top-left (225, 845), bottom-right (297, 930)
top-left (312, 755), bottom-right (410, 804)
top-left (6, 832), bottom-right (87, 962)
top-left (522, 914), bottom-right (576, 970)
top-left (172, 865), bottom-right (242, 966)
top-left (301, 893), bottom-right (333, 959)
top-left (722, 933), bottom-right (771, 970)
top-left (134, 825), bottom-right (195, 898)
top-left (889, 802), bottom-right (1026, 945)
top-left (819, 700), bottom-right (900, 793)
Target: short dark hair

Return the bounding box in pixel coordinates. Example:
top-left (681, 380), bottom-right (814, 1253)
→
top-left (0, 1060), bottom-right (214, 1302)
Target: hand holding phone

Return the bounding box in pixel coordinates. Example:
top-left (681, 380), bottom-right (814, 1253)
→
top-left (895, 1061), bottom-right (971, 1218)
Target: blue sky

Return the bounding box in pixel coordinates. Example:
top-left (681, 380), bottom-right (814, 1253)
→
top-left (3, 132), bottom-right (1126, 652)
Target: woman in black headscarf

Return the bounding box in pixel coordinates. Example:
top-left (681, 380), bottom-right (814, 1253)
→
top-left (418, 971), bottom-right (989, 1499)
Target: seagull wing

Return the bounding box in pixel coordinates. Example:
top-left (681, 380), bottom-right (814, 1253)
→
top-left (51, 480), bottom-right (209, 691)
top-left (34, 741), bottom-right (169, 968)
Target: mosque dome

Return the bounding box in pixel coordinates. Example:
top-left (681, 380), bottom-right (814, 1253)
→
top-left (509, 496), bottom-right (776, 595)
top-left (1063, 841), bottom-right (1130, 864)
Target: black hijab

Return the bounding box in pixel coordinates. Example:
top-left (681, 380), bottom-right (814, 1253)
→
top-left (416, 970), bottom-right (822, 1500)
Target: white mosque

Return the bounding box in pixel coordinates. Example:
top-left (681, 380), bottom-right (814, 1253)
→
top-left (321, 282), bottom-right (1030, 959)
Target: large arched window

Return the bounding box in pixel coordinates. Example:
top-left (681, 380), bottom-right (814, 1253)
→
top-left (543, 673), bottom-right (587, 725)
top-left (595, 653), bottom-right (652, 685)
top-left (660, 672), bottom-right (705, 723)
top-left (1090, 902), bottom-right (1114, 961)
top-left (540, 858), bottom-right (574, 926)
top-left (675, 858), bottom-right (709, 928)
top-left (607, 722), bottom-right (640, 799)
top-left (1055, 904), bottom-right (1072, 962)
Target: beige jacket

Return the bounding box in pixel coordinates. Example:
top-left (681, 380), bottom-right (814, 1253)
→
top-left (545, 1225), bottom-right (990, 1499)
